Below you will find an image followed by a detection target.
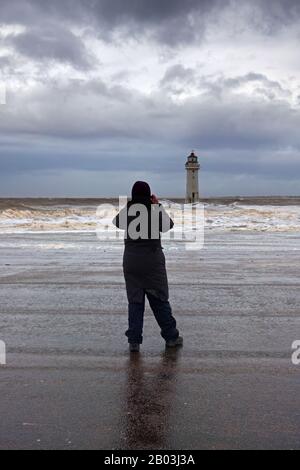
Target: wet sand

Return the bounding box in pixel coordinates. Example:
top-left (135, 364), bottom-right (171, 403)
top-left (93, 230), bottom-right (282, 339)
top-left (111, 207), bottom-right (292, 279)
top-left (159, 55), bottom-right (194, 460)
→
top-left (0, 231), bottom-right (300, 450)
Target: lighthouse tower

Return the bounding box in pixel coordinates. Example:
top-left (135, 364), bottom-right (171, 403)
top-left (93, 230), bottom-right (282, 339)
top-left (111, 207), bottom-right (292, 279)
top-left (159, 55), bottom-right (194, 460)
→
top-left (185, 151), bottom-right (200, 203)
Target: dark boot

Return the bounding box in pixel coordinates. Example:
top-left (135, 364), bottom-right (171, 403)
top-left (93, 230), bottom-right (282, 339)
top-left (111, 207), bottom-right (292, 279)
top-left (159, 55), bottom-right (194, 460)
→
top-left (166, 336), bottom-right (183, 348)
top-left (129, 343), bottom-right (140, 353)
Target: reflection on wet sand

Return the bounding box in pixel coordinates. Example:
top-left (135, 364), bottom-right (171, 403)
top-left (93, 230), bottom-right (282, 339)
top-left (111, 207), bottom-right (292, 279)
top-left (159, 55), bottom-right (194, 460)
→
top-left (120, 349), bottom-right (181, 450)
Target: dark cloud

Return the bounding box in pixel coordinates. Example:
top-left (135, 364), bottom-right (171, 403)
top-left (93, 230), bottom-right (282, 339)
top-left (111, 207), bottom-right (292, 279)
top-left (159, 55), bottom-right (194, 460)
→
top-left (253, 0), bottom-right (300, 32)
top-left (5, 24), bottom-right (94, 69)
top-left (178, 98), bottom-right (300, 151)
top-left (1, 138), bottom-right (300, 186)
top-left (1, 73), bottom-right (299, 146)
top-left (1, 73), bottom-right (300, 183)
top-left (1, 0), bottom-right (300, 47)
top-left (1, 0), bottom-right (300, 196)
top-left (0, 0), bottom-right (221, 46)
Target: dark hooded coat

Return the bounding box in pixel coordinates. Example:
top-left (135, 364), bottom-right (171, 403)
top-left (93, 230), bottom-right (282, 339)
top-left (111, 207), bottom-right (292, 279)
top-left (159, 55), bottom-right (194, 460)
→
top-left (113, 196), bottom-right (174, 304)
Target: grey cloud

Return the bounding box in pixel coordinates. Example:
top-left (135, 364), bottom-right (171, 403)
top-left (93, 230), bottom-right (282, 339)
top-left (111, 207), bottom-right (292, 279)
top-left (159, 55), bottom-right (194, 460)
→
top-left (86, 0), bottom-right (202, 23)
top-left (224, 73), bottom-right (290, 97)
top-left (0, 56), bottom-right (13, 67)
top-left (195, 72), bottom-right (292, 102)
top-left (89, 0), bottom-right (218, 45)
top-left (179, 98), bottom-right (300, 152)
top-left (48, 0), bottom-right (219, 44)
top-left (1, 0), bottom-right (300, 196)
top-left (253, 0), bottom-right (300, 33)
top-left (160, 69), bottom-right (292, 103)
top-left (5, 24), bottom-right (94, 69)
top-left (1, 74), bottom-right (300, 147)
top-left (1, 0), bottom-right (300, 46)
top-left (0, 78), bottom-right (149, 139)
top-left (1, 140), bottom-right (300, 184)
top-left (0, 0), bottom-right (224, 46)
top-left (160, 64), bottom-right (196, 86)
top-left (159, 64), bottom-right (197, 96)
top-left (0, 0), bottom-right (300, 51)
top-left (201, 149), bottom-right (300, 180)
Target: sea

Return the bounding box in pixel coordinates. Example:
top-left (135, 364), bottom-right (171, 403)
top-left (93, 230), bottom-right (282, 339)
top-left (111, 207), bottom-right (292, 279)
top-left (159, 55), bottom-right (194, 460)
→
top-left (0, 197), bottom-right (300, 236)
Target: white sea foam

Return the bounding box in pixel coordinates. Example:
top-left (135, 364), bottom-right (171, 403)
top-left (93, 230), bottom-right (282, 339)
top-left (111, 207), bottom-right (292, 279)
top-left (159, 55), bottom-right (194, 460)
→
top-left (204, 203), bottom-right (300, 232)
top-left (0, 201), bottom-right (299, 234)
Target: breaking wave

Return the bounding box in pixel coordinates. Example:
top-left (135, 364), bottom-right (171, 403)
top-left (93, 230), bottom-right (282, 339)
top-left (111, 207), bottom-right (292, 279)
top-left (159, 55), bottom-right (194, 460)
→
top-left (0, 199), bottom-right (300, 234)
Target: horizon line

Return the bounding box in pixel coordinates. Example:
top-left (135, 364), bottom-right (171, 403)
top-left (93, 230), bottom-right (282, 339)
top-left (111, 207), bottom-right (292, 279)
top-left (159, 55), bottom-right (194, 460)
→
top-left (0, 195), bottom-right (299, 200)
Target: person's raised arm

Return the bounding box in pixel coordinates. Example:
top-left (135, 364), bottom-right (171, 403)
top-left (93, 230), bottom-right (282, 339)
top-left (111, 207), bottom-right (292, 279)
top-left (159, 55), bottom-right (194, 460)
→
top-left (151, 194), bottom-right (174, 233)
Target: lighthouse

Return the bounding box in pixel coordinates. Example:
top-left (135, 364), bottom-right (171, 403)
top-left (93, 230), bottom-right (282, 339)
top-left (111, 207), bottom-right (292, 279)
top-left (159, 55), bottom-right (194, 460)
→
top-left (185, 151), bottom-right (200, 203)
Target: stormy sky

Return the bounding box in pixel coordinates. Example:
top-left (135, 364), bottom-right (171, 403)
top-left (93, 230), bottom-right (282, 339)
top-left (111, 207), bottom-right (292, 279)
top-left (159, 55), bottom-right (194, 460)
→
top-left (0, 0), bottom-right (300, 197)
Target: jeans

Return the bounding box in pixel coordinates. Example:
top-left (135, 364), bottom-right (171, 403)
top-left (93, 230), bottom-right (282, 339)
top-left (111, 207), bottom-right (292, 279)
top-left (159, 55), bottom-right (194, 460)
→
top-left (126, 290), bottom-right (179, 344)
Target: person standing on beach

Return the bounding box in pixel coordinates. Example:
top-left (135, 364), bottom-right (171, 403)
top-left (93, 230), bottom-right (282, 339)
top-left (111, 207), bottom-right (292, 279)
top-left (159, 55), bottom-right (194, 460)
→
top-left (113, 181), bottom-right (183, 353)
